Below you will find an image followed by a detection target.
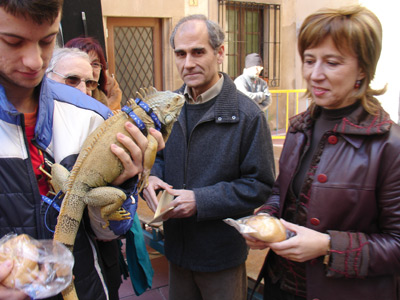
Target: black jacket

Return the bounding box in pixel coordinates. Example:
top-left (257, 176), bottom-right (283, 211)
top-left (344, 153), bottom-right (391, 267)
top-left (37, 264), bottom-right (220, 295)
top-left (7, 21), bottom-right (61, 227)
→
top-left (151, 73), bottom-right (276, 272)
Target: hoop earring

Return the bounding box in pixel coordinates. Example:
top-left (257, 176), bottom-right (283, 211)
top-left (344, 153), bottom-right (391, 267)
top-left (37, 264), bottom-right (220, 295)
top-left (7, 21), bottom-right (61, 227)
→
top-left (355, 80), bottom-right (361, 89)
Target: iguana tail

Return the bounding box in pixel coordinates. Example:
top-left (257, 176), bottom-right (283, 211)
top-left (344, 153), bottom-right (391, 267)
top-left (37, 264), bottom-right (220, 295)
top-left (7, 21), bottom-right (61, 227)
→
top-left (61, 280), bottom-right (79, 300)
top-left (54, 193), bottom-right (86, 300)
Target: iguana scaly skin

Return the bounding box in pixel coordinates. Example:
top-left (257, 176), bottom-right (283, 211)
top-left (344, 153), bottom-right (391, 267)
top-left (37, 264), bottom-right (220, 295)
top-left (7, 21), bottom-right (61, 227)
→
top-left (50, 87), bottom-right (184, 300)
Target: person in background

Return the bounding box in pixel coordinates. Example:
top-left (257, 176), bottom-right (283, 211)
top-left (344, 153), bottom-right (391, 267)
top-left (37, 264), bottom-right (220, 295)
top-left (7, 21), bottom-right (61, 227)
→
top-left (142, 14), bottom-right (275, 300)
top-left (243, 5), bottom-right (400, 300)
top-left (0, 0), bottom-right (164, 299)
top-left (234, 53), bottom-right (272, 112)
top-left (65, 36), bottom-right (122, 110)
top-left (46, 47), bottom-right (98, 96)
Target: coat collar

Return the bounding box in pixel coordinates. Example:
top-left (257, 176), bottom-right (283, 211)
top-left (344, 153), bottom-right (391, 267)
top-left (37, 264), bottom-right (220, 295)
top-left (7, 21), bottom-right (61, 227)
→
top-left (289, 101), bottom-right (393, 137)
top-left (177, 72), bottom-right (240, 124)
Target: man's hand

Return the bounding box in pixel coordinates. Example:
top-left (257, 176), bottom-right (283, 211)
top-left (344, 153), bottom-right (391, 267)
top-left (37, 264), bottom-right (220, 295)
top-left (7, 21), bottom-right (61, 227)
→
top-left (142, 178), bottom-right (197, 219)
top-left (163, 189), bottom-right (197, 220)
top-left (142, 176), bottom-right (173, 212)
top-left (111, 123), bottom-right (165, 186)
top-left (242, 233), bottom-right (270, 250)
top-left (0, 261), bottom-right (29, 300)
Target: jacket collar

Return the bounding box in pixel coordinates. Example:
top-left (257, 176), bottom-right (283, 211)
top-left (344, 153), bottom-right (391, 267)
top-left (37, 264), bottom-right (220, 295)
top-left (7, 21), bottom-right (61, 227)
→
top-left (289, 101), bottom-right (393, 137)
top-left (177, 72), bottom-right (240, 124)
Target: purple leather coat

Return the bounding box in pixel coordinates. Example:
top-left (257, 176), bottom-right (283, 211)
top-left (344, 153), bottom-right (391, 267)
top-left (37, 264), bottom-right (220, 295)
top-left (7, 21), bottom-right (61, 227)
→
top-left (259, 102), bottom-right (400, 300)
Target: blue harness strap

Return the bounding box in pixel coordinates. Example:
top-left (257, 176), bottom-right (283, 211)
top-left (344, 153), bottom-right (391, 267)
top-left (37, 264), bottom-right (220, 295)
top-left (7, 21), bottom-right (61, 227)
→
top-left (121, 106), bottom-right (147, 132)
top-left (134, 98), bottom-right (162, 131)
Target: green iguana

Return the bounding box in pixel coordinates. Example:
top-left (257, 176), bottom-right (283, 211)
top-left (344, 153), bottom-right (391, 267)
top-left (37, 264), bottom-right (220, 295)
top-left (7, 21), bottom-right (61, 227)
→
top-left (50, 87), bottom-right (184, 300)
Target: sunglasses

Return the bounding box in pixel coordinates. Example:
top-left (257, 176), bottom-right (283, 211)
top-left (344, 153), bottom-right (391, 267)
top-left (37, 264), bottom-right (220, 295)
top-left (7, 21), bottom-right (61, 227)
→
top-left (51, 70), bottom-right (98, 90)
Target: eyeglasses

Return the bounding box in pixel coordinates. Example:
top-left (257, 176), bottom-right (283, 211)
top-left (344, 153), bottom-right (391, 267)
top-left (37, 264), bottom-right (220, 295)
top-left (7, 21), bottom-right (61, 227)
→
top-left (90, 62), bottom-right (103, 69)
top-left (50, 70), bottom-right (98, 90)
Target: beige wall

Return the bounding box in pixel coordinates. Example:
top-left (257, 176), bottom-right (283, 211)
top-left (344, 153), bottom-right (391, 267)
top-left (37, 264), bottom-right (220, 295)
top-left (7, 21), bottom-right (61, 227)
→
top-left (101, 0), bottom-right (398, 122)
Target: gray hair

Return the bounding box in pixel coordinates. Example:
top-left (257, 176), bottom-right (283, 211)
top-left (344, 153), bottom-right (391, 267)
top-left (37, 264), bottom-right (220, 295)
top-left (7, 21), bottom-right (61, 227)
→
top-left (169, 14), bottom-right (225, 50)
top-left (46, 47), bottom-right (90, 74)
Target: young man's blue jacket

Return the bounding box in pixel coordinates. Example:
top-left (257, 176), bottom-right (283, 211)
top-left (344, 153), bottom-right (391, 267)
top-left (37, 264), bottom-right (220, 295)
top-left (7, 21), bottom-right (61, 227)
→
top-left (0, 76), bottom-right (135, 300)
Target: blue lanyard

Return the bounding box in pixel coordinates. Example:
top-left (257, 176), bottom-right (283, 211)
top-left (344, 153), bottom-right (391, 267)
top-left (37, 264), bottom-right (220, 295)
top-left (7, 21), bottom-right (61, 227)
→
top-left (41, 191), bottom-right (63, 233)
top-left (41, 193), bottom-right (61, 211)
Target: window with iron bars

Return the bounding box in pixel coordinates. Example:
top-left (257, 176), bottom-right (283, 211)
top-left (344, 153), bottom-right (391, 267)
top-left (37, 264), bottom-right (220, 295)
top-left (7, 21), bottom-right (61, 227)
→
top-left (218, 1), bottom-right (281, 87)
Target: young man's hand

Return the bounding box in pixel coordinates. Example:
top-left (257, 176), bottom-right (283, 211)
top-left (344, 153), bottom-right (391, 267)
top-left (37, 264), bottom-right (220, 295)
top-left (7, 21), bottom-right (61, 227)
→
top-left (0, 261), bottom-right (29, 300)
top-left (111, 123), bottom-right (165, 186)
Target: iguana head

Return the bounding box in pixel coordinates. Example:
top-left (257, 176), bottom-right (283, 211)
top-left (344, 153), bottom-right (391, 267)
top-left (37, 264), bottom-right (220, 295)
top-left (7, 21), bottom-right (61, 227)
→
top-left (136, 87), bottom-right (185, 142)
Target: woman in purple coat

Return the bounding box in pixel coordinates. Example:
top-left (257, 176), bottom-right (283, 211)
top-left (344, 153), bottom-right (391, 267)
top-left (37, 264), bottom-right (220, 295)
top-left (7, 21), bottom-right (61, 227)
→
top-left (244, 5), bottom-right (400, 300)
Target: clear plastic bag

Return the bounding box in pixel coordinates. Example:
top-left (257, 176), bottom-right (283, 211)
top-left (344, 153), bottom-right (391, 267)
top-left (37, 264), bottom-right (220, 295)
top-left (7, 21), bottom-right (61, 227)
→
top-left (0, 233), bottom-right (74, 299)
top-left (224, 213), bottom-right (291, 242)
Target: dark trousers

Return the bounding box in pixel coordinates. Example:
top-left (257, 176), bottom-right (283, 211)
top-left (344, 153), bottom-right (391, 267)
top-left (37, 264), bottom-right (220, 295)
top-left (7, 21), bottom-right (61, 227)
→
top-left (169, 262), bottom-right (247, 300)
top-left (97, 240), bottom-right (122, 300)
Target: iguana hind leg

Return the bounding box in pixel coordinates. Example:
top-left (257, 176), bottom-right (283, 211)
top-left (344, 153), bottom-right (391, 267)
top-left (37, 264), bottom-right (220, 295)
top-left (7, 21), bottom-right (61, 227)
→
top-left (86, 186), bottom-right (127, 228)
top-left (107, 207), bottom-right (131, 221)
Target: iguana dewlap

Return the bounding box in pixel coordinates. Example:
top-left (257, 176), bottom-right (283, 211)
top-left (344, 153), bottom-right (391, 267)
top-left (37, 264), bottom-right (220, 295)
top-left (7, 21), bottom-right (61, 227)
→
top-left (51, 87), bottom-right (184, 300)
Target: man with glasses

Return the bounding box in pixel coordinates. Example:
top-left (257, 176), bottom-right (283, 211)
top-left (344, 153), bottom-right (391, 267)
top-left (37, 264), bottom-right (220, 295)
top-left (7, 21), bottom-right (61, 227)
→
top-left (46, 47), bottom-right (98, 96)
top-left (0, 1), bottom-right (164, 299)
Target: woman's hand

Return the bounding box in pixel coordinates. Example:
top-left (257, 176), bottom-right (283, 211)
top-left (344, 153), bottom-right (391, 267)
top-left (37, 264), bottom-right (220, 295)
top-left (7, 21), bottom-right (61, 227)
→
top-left (111, 123), bottom-right (165, 186)
top-left (268, 219), bottom-right (330, 262)
top-left (0, 261), bottom-right (29, 300)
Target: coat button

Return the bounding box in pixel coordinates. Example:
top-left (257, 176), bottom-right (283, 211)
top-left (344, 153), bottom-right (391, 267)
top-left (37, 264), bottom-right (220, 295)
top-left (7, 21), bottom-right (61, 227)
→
top-left (232, 115), bottom-right (236, 120)
top-left (217, 117), bottom-right (222, 121)
top-left (328, 135), bottom-right (338, 144)
top-left (310, 218), bottom-right (320, 226)
top-left (317, 174), bottom-right (327, 183)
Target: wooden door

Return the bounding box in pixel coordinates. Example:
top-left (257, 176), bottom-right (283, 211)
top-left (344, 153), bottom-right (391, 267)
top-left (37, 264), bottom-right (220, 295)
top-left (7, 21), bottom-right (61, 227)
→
top-left (106, 18), bottom-right (162, 105)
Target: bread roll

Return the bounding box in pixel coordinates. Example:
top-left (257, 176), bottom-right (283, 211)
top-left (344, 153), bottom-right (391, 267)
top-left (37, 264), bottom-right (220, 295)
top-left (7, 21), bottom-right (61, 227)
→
top-left (245, 215), bottom-right (286, 242)
top-left (0, 234), bottom-right (39, 288)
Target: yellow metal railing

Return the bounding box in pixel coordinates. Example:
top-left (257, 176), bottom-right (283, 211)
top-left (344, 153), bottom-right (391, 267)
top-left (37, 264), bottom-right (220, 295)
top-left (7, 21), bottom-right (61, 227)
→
top-left (269, 89), bottom-right (307, 140)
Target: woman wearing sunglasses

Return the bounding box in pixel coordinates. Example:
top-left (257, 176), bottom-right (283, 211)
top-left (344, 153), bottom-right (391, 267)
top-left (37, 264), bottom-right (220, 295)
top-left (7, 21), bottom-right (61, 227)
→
top-left (65, 37), bottom-right (122, 110)
top-left (46, 47), bottom-right (98, 96)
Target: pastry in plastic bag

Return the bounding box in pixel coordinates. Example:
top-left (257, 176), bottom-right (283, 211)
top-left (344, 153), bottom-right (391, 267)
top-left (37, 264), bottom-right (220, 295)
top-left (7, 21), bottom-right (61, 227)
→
top-left (0, 234), bottom-right (39, 288)
top-left (224, 213), bottom-right (287, 242)
top-left (0, 233), bottom-right (74, 299)
top-left (244, 214), bottom-right (286, 242)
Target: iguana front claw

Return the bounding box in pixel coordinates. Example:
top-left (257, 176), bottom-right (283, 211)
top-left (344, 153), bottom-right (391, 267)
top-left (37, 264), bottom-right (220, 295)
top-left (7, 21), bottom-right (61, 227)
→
top-left (101, 207), bottom-right (131, 229)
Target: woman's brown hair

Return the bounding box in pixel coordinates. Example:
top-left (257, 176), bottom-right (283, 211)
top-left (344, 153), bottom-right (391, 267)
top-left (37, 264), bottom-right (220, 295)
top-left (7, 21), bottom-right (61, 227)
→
top-left (298, 5), bottom-right (385, 116)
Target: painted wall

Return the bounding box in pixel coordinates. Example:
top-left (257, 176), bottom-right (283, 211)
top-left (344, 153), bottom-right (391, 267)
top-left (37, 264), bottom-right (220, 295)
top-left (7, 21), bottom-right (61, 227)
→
top-left (359, 0), bottom-right (400, 122)
top-left (101, 0), bottom-right (398, 121)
